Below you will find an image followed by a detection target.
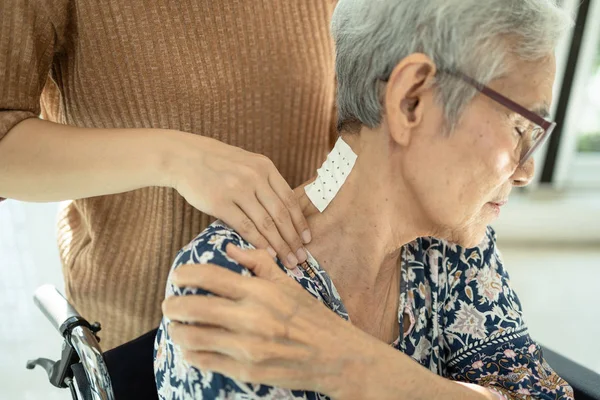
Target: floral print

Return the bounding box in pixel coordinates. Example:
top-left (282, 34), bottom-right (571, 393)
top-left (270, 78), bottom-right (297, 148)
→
top-left (154, 222), bottom-right (573, 399)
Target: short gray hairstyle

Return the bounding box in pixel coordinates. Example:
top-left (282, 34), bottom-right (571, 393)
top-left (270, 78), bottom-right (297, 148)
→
top-left (332, 0), bottom-right (572, 132)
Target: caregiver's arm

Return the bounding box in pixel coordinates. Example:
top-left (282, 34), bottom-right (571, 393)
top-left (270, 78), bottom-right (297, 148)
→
top-left (0, 119), bottom-right (309, 264)
top-left (0, 3), bottom-right (309, 264)
top-left (0, 118), bottom-right (179, 201)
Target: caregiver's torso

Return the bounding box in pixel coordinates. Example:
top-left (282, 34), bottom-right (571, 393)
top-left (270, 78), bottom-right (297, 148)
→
top-left (44, 0), bottom-right (337, 349)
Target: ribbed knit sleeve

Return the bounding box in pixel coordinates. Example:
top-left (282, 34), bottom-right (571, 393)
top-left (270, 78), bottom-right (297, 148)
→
top-left (0, 0), bottom-right (68, 141)
top-left (0, 0), bottom-right (68, 203)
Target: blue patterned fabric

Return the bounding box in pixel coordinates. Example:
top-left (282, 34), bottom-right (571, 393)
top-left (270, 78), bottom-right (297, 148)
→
top-left (154, 221), bottom-right (573, 399)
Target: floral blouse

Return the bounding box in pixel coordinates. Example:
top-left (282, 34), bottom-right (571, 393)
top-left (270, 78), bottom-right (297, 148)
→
top-left (154, 222), bottom-right (573, 399)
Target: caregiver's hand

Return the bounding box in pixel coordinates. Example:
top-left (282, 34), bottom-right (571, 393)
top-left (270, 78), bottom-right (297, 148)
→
top-left (170, 133), bottom-right (311, 267)
top-left (162, 244), bottom-right (386, 399)
top-left (0, 120), bottom-right (309, 267)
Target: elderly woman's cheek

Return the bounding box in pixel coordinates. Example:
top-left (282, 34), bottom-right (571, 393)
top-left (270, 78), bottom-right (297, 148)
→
top-left (492, 148), bottom-right (517, 181)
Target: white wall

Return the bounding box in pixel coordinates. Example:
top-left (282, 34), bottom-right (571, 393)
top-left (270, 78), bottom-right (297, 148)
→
top-left (0, 201), bottom-right (67, 400)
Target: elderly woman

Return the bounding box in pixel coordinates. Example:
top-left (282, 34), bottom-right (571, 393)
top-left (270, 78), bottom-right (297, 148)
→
top-left (155, 0), bottom-right (573, 398)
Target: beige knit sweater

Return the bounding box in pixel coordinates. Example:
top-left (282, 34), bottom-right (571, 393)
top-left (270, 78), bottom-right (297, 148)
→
top-left (0, 0), bottom-right (337, 350)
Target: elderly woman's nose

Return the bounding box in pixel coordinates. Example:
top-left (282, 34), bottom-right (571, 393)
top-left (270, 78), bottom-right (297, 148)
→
top-left (511, 158), bottom-right (535, 187)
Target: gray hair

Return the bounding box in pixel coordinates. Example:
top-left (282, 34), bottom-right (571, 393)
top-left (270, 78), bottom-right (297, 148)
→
top-left (332, 0), bottom-right (572, 132)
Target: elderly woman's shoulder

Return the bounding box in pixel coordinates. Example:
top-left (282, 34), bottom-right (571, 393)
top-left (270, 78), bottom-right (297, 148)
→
top-left (165, 221), bottom-right (255, 298)
top-left (171, 220), bottom-right (255, 273)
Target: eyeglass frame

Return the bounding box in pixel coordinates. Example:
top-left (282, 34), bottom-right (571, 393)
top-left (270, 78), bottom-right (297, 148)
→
top-left (437, 68), bottom-right (556, 167)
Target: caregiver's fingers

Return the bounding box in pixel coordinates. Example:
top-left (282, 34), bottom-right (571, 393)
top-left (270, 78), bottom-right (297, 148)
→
top-left (267, 172), bottom-right (312, 246)
top-left (170, 323), bottom-right (312, 363)
top-left (236, 195), bottom-right (298, 269)
top-left (218, 204), bottom-right (272, 254)
top-left (256, 182), bottom-right (307, 265)
top-left (225, 244), bottom-right (291, 284)
top-left (170, 263), bottom-right (254, 300)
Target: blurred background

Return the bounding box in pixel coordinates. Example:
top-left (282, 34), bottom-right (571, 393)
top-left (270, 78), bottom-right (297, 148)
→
top-left (1, 0), bottom-right (599, 398)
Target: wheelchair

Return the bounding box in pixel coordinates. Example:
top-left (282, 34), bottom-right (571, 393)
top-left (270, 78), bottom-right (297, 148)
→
top-left (26, 285), bottom-right (158, 400)
top-left (26, 285), bottom-right (600, 400)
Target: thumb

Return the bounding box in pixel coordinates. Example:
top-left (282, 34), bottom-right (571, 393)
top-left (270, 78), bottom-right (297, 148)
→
top-left (226, 243), bottom-right (287, 283)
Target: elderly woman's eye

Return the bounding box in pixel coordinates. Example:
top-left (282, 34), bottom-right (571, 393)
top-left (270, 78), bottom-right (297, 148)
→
top-left (515, 127), bottom-right (525, 137)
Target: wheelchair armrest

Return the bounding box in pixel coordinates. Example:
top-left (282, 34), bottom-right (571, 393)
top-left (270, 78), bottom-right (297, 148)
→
top-left (30, 285), bottom-right (115, 400)
top-left (540, 344), bottom-right (600, 400)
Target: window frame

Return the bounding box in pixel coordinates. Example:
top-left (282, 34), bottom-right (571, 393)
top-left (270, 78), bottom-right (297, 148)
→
top-left (542, 0), bottom-right (600, 189)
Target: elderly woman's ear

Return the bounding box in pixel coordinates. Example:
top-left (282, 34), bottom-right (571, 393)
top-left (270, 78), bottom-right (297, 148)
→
top-left (384, 53), bottom-right (438, 146)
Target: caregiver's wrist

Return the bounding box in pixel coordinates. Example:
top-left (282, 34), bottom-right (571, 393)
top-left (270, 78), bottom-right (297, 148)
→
top-left (152, 129), bottom-right (206, 189)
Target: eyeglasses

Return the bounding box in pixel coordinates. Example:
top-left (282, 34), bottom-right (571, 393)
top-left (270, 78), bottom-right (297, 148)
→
top-left (438, 69), bottom-right (556, 168)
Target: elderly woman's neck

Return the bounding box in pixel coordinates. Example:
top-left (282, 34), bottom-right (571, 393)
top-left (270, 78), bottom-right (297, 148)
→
top-left (297, 130), bottom-right (429, 290)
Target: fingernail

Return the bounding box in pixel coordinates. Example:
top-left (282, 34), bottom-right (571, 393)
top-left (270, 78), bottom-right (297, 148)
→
top-left (287, 253), bottom-right (299, 267)
top-left (296, 247), bottom-right (307, 263)
top-left (267, 247), bottom-right (277, 258)
top-left (302, 230), bottom-right (312, 244)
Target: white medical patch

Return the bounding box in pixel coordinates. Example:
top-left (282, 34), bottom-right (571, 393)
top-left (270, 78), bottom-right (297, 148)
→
top-left (304, 137), bottom-right (358, 212)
